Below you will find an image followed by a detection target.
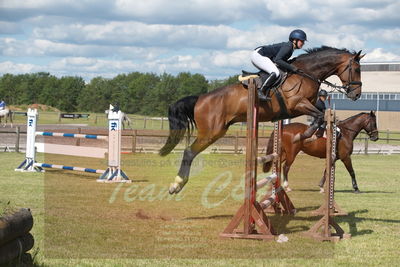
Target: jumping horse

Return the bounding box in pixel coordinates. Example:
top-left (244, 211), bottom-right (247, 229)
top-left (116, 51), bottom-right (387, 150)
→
top-left (160, 46), bottom-right (365, 194)
top-left (263, 111), bottom-right (378, 193)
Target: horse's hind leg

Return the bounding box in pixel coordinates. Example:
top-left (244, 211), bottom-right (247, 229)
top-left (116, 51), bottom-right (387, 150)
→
top-left (169, 129), bottom-right (227, 194)
top-left (318, 169), bottom-right (327, 193)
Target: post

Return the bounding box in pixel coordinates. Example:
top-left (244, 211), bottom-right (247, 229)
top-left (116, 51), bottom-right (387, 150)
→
top-left (76, 128), bottom-right (81, 146)
top-left (132, 130), bottom-right (137, 154)
top-left (97, 105), bottom-right (130, 183)
top-left (161, 117), bottom-right (164, 130)
top-left (364, 137), bottom-right (368, 155)
top-left (15, 109), bottom-right (43, 172)
top-left (15, 126), bottom-right (20, 153)
top-left (234, 131), bottom-right (239, 154)
top-left (143, 117), bottom-right (147, 129)
top-left (220, 78), bottom-right (276, 240)
top-left (304, 107), bottom-right (350, 241)
top-left (243, 76), bottom-right (259, 235)
top-left (386, 130), bottom-right (389, 144)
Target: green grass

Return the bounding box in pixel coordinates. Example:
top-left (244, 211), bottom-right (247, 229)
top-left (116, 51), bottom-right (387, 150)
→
top-left (1, 152), bottom-right (399, 266)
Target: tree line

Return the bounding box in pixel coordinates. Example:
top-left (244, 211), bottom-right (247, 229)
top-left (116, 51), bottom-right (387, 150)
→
top-left (0, 72), bottom-right (238, 115)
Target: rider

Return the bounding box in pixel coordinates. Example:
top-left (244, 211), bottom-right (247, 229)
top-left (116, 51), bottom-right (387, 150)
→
top-left (314, 89), bottom-right (328, 138)
top-left (251, 29), bottom-right (307, 99)
top-left (0, 100), bottom-right (5, 110)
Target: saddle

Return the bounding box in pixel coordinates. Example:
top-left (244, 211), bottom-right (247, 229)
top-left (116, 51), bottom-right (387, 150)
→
top-left (238, 69), bottom-right (287, 95)
top-left (238, 69), bottom-right (290, 120)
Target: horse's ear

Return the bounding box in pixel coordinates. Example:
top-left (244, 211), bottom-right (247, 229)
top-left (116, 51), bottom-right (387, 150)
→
top-left (370, 110), bottom-right (375, 116)
top-left (354, 50), bottom-right (364, 61)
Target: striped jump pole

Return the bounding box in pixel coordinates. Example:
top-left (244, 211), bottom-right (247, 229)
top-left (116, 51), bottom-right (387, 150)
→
top-left (35, 132), bottom-right (108, 140)
top-left (33, 163), bottom-right (105, 174)
top-left (15, 105), bottom-right (130, 183)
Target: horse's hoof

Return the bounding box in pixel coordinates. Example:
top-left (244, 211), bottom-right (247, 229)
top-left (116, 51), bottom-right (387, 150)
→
top-left (285, 187), bottom-right (292, 192)
top-left (354, 189), bottom-right (361, 194)
top-left (169, 183), bottom-right (179, 194)
top-left (169, 176), bottom-right (186, 194)
top-left (319, 187), bottom-right (324, 193)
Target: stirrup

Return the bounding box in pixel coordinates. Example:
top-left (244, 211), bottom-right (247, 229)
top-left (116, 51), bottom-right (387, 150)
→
top-left (257, 89), bottom-right (271, 101)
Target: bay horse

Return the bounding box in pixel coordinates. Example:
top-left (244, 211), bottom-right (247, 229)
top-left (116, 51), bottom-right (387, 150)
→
top-left (0, 108), bottom-right (13, 127)
top-left (263, 111), bottom-right (378, 193)
top-left (160, 46), bottom-right (365, 194)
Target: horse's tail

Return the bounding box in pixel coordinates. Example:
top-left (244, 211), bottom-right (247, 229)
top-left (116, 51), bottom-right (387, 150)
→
top-left (262, 130), bottom-right (275, 173)
top-left (159, 95), bottom-right (199, 156)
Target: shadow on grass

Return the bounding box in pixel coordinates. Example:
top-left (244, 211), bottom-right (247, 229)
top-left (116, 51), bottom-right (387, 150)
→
top-left (43, 169), bottom-right (149, 183)
top-left (183, 207), bottom-right (400, 237)
top-left (335, 189), bottom-right (394, 194)
top-left (295, 188), bottom-right (394, 194)
top-left (183, 214), bottom-right (233, 220)
top-left (337, 209), bottom-right (400, 237)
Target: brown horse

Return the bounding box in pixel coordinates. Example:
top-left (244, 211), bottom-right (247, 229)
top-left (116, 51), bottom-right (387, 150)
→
top-left (263, 111), bottom-right (378, 193)
top-left (160, 46), bottom-right (365, 194)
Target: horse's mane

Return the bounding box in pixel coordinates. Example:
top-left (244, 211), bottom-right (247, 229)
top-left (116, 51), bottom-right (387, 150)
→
top-left (337, 112), bottom-right (368, 126)
top-left (292, 46), bottom-right (354, 62)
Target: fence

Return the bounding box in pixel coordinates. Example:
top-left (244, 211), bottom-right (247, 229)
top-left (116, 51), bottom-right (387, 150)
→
top-left (1, 127), bottom-right (400, 155)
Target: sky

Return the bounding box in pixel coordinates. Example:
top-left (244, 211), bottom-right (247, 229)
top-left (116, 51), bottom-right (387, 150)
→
top-left (1, 0), bottom-right (400, 81)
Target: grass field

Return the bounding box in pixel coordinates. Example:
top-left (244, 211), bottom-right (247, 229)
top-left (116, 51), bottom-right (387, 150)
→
top-left (1, 152), bottom-right (399, 266)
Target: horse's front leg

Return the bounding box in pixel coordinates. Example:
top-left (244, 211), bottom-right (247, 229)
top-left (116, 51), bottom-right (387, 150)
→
top-left (341, 156), bottom-right (360, 193)
top-left (292, 100), bottom-right (324, 142)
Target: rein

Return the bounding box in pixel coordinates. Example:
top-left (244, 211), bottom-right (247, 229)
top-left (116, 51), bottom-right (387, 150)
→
top-left (297, 58), bottom-right (362, 97)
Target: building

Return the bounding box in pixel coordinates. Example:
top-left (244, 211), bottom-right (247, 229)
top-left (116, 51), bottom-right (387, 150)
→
top-left (329, 62), bottom-right (400, 130)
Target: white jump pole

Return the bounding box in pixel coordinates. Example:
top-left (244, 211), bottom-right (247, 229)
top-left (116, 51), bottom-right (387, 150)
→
top-left (15, 105), bottom-right (130, 183)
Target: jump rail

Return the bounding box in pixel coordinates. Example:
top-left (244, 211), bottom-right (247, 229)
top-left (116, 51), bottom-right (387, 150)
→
top-left (15, 105), bottom-right (130, 183)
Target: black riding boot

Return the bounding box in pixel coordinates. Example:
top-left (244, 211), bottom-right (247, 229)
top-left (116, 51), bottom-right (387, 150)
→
top-left (259, 73), bottom-right (277, 100)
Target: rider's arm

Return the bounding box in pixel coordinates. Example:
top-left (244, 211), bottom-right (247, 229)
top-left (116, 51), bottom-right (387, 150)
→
top-left (273, 44), bottom-right (297, 72)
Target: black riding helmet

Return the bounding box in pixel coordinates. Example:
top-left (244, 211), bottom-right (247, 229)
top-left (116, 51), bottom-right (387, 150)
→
top-left (318, 89), bottom-right (328, 97)
top-left (289, 29), bottom-right (307, 42)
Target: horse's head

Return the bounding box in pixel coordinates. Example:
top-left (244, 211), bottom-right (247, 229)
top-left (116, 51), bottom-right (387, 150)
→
top-left (336, 51), bottom-right (365, 101)
top-left (363, 111), bottom-right (379, 141)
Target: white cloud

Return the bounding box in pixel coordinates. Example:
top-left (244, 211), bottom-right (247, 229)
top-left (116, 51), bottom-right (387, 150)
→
top-left (32, 21), bottom-right (241, 50)
top-left (363, 48), bottom-right (400, 62)
top-left (1, 0), bottom-right (400, 81)
top-left (0, 38), bottom-right (164, 59)
top-left (0, 61), bottom-right (39, 74)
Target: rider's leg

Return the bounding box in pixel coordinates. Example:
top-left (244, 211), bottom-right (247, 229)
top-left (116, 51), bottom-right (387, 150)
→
top-left (315, 121), bottom-right (327, 138)
top-left (251, 50), bottom-right (280, 96)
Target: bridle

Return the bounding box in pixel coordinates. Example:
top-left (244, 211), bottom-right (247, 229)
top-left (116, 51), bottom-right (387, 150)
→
top-left (297, 57), bottom-right (362, 97)
top-left (334, 58), bottom-right (362, 96)
top-left (362, 115), bottom-right (378, 137)
top-left (338, 114), bottom-right (378, 138)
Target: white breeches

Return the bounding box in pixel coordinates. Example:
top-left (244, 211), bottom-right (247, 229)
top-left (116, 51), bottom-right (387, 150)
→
top-left (251, 49), bottom-right (280, 77)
